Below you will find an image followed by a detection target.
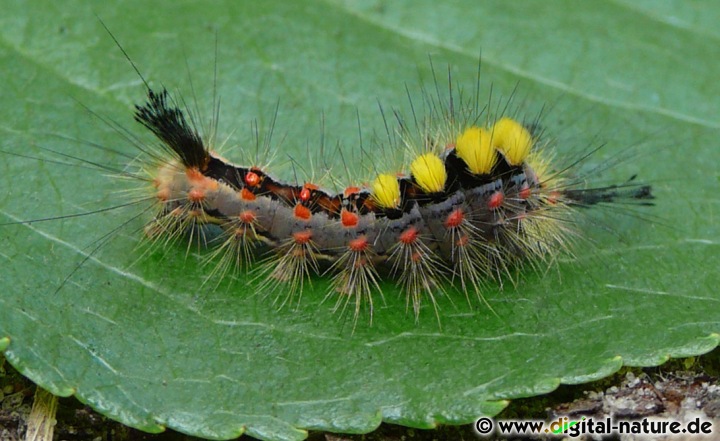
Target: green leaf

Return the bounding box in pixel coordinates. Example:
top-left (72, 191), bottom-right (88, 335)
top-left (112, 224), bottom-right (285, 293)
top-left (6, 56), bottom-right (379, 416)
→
top-left (1, 1), bottom-right (719, 440)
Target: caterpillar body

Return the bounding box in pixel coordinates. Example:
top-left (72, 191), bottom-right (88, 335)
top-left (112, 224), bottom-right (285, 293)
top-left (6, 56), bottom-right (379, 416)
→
top-left (132, 84), bottom-right (654, 324)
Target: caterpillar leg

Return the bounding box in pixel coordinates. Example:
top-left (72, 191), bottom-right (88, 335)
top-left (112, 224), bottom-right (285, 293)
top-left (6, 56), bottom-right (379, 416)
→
top-left (325, 236), bottom-right (382, 327)
top-left (255, 230), bottom-right (319, 309)
top-left (388, 226), bottom-right (447, 324)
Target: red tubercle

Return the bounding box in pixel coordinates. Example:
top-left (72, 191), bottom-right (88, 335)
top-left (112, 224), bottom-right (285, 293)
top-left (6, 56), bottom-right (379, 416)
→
top-left (519, 185), bottom-right (532, 200)
top-left (399, 226), bottom-right (419, 245)
top-left (239, 210), bottom-right (256, 224)
top-left (240, 188), bottom-right (256, 201)
top-left (488, 191), bottom-right (504, 210)
top-left (293, 230), bottom-right (312, 244)
top-left (293, 203), bottom-right (312, 221)
top-left (244, 171), bottom-right (260, 187)
top-left (444, 208), bottom-right (465, 228)
top-left (341, 209), bottom-right (359, 228)
top-left (299, 183), bottom-right (319, 202)
top-left (186, 167), bottom-right (204, 182)
top-left (344, 186), bottom-right (361, 198)
top-left (187, 188), bottom-right (205, 203)
top-left (348, 236), bottom-right (369, 252)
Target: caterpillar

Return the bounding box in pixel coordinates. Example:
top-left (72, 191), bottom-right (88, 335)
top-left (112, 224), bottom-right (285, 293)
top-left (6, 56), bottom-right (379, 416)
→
top-left (126, 76), bottom-right (653, 325)
top-left (0, 30), bottom-right (654, 328)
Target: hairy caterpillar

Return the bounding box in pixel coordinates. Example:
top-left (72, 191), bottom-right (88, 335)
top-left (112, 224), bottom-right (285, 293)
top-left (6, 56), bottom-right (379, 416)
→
top-left (1, 38), bottom-right (654, 329)
top-left (125, 77), bottom-right (653, 326)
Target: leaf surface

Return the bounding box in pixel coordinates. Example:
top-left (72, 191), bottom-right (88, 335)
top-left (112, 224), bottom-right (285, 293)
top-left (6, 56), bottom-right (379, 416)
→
top-left (1, 1), bottom-right (718, 440)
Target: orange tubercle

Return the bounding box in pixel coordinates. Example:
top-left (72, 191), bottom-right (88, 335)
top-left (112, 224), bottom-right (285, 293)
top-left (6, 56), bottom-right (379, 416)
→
top-left (348, 236), bottom-right (369, 252)
top-left (185, 167), bottom-right (204, 182)
top-left (239, 210), bottom-right (256, 224)
top-left (240, 188), bottom-right (256, 201)
top-left (344, 186), bottom-right (361, 198)
top-left (444, 208), bottom-right (465, 228)
top-left (488, 191), bottom-right (504, 210)
top-left (340, 209), bottom-right (359, 228)
top-left (399, 226), bottom-right (419, 245)
top-left (519, 185), bottom-right (532, 200)
top-left (293, 203), bottom-right (312, 220)
top-left (293, 230), bottom-right (312, 244)
top-left (188, 188), bottom-right (205, 203)
top-left (244, 171), bottom-right (260, 187)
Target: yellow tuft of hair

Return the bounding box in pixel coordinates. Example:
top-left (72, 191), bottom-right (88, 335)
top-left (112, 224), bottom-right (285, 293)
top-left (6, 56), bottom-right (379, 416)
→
top-left (491, 117), bottom-right (533, 165)
top-left (410, 153), bottom-right (446, 194)
top-left (455, 126), bottom-right (497, 175)
top-left (372, 173), bottom-right (401, 209)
